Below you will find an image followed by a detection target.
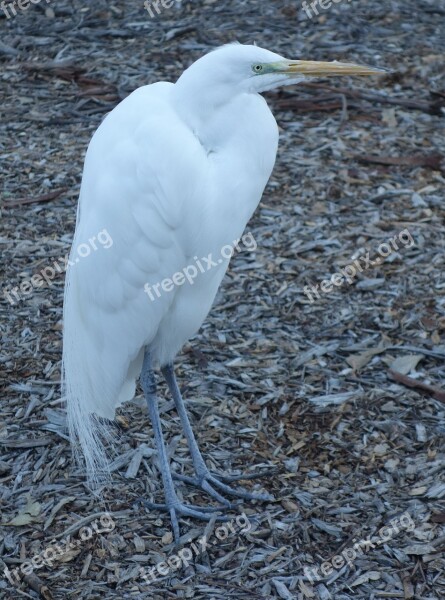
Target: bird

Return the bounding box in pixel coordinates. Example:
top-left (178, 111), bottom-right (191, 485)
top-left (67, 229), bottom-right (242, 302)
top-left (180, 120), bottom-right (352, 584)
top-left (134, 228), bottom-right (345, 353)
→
top-left (62, 43), bottom-right (384, 541)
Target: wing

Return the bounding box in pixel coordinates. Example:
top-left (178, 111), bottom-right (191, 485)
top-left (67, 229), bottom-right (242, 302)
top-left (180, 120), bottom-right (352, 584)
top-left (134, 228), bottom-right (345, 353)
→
top-left (62, 82), bottom-right (205, 479)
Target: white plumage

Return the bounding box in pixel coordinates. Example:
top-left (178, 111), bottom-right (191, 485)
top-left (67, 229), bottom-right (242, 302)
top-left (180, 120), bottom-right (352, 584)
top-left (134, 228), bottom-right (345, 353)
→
top-left (62, 43), bottom-right (383, 531)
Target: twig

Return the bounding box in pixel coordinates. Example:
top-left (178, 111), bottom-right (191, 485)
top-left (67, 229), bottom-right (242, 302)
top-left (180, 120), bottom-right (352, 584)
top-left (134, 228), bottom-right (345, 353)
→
top-left (2, 189), bottom-right (66, 208)
top-left (22, 573), bottom-right (54, 600)
top-left (388, 370), bottom-right (445, 403)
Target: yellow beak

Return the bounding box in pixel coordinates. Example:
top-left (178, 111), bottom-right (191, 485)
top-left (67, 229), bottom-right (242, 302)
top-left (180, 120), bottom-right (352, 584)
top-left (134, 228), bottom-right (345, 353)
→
top-left (277, 59), bottom-right (387, 77)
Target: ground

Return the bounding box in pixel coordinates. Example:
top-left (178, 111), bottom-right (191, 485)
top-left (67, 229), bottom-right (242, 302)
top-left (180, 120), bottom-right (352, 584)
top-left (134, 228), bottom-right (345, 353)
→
top-left (0, 0), bottom-right (445, 599)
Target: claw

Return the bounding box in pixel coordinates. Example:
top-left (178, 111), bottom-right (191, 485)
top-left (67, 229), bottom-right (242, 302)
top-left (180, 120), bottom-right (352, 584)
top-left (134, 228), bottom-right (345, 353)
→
top-left (140, 498), bottom-right (229, 543)
top-left (215, 467), bottom-right (279, 483)
top-left (172, 473), bottom-right (241, 508)
top-left (173, 471), bottom-right (274, 503)
top-left (139, 498), bottom-right (226, 513)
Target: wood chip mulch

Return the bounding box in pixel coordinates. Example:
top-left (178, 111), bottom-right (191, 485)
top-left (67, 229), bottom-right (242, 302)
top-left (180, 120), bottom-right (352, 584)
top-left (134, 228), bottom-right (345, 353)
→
top-left (1, 1), bottom-right (444, 599)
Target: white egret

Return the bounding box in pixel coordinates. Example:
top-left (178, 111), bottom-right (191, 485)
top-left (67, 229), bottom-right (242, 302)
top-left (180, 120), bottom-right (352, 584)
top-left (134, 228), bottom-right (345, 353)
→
top-left (62, 43), bottom-right (384, 540)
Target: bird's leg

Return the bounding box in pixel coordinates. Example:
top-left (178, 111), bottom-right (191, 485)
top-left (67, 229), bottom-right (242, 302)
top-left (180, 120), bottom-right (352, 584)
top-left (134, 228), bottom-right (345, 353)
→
top-left (141, 350), bottom-right (227, 542)
top-left (161, 363), bottom-right (273, 504)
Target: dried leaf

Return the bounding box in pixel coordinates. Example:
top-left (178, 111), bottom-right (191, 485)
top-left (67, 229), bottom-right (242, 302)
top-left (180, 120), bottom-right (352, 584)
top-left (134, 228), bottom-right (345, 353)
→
top-left (6, 497), bottom-right (42, 526)
top-left (346, 346), bottom-right (386, 370)
top-left (351, 571), bottom-right (381, 586)
top-left (390, 354), bottom-right (423, 375)
top-left (403, 543), bottom-right (436, 555)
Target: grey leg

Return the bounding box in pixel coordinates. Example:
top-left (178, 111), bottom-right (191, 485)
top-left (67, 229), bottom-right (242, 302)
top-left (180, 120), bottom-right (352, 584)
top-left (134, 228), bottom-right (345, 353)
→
top-left (161, 363), bottom-right (274, 503)
top-left (141, 350), bottom-right (226, 542)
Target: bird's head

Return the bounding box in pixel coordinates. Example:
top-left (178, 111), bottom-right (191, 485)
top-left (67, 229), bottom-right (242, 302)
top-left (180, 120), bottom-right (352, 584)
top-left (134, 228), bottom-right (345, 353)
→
top-left (177, 43), bottom-right (386, 95)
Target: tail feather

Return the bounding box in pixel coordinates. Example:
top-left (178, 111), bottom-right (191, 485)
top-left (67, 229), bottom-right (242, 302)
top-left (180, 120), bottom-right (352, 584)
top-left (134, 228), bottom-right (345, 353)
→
top-left (62, 261), bottom-right (115, 487)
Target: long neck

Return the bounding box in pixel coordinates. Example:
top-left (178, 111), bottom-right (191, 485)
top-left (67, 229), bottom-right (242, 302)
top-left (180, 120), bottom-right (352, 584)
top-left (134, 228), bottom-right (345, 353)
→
top-left (172, 67), bottom-right (242, 149)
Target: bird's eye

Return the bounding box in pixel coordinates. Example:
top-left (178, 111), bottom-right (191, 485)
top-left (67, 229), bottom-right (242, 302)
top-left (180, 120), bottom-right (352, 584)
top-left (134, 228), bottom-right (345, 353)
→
top-left (252, 64), bottom-right (263, 73)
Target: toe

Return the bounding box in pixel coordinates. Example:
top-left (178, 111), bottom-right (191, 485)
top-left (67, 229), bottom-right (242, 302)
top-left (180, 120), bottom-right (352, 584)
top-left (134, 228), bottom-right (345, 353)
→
top-left (207, 474), bottom-right (273, 501)
top-left (201, 479), bottom-right (239, 509)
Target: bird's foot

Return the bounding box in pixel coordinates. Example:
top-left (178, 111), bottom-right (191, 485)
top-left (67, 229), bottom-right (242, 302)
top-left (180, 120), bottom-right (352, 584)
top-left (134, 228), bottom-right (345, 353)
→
top-left (140, 498), bottom-right (229, 543)
top-left (174, 468), bottom-right (274, 504)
